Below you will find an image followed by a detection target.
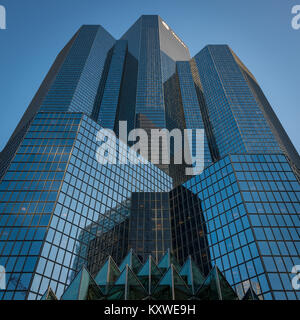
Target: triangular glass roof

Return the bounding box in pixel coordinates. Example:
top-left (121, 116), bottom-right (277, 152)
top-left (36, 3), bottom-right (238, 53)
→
top-left (40, 286), bottom-right (57, 300)
top-left (157, 249), bottom-right (181, 271)
top-left (171, 265), bottom-right (192, 299)
top-left (108, 265), bottom-right (147, 300)
top-left (153, 264), bottom-right (191, 300)
top-left (159, 266), bottom-right (173, 286)
top-left (217, 267), bottom-right (238, 300)
top-left (180, 256), bottom-right (205, 295)
top-left (242, 286), bottom-right (260, 300)
top-left (137, 255), bottom-right (162, 294)
top-left (94, 256), bottom-right (120, 294)
top-left (196, 266), bottom-right (238, 300)
top-left (56, 250), bottom-right (239, 300)
top-left (118, 249), bottom-right (143, 273)
top-left (61, 266), bottom-right (103, 300)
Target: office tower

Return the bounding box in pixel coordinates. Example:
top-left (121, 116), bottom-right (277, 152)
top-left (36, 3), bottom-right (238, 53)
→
top-left (0, 16), bottom-right (299, 300)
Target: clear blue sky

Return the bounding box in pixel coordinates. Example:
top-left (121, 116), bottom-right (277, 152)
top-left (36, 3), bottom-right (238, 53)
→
top-left (0, 0), bottom-right (299, 152)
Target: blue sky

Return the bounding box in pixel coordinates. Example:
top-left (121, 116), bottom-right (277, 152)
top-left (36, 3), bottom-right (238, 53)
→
top-left (0, 0), bottom-right (299, 152)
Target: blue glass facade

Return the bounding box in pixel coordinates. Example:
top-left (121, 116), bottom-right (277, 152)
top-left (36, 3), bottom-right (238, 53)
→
top-left (0, 16), bottom-right (299, 300)
top-left (0, 112), bottom-right (172, 300)
top-left (0, 112), bottom-right (81, 299)
top-left (97, 40), bottom-right (127, 130)
top-left (40, 26), bottom-right (115, 116)
top-left (176, 61), bottom-right (212, 169)
top-left (184, 154), bottom-right (300, 300)
top-left (194, 45), bottom-right (281, 157)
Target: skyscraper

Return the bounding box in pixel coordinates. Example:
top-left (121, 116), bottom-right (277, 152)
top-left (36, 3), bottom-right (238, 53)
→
top-left (0, 15), bottom-right (299, 300)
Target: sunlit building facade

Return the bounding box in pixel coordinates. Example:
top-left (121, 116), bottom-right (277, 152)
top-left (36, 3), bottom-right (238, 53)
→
top-left (0, 15), bottom-right (299, 300)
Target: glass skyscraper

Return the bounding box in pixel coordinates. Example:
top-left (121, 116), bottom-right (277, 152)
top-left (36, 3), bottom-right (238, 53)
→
top-left (0, 15), bottom-right (299, 300)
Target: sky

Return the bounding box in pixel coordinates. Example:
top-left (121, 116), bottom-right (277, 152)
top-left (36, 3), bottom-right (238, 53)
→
top-left (0, 0), bottom-right (299, 153)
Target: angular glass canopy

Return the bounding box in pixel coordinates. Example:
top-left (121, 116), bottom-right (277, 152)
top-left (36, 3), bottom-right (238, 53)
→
top-left (137, 254), bottom-right (163, 295)
top-left (40, 287), bottom-right (58, 300)
top-left (61, 266), bottom-right (104, 300)
top-left (196, 266), bottom-right (238, 300)
top-left (94, 256), bottom-right (121, 295)
top-left (45, 250), bottom-right (247, 300)
top-left (153, 264), bottom-right (191, 300)
top-left (157, 248), bottom-right (181, 272)
top-left (108, 264), bottom-right (147, 300)
top-left (118, 248), bottom-right (143, 273)
top-left (242, 286), bottom-right (260, 300)
top-left (179, 255), bottom-right (205, 296)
